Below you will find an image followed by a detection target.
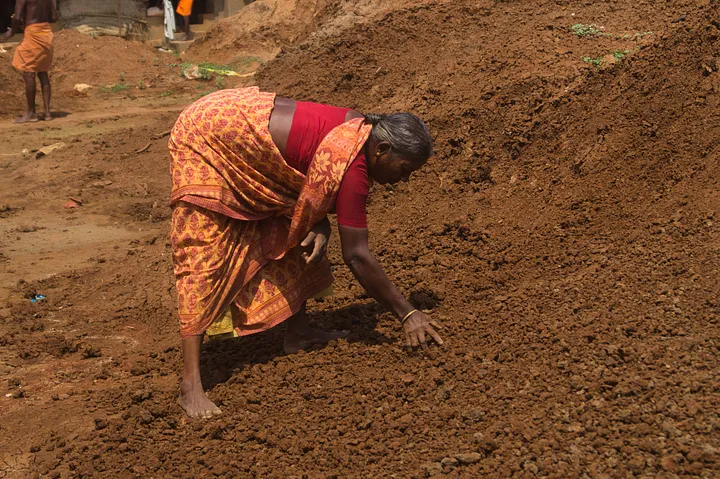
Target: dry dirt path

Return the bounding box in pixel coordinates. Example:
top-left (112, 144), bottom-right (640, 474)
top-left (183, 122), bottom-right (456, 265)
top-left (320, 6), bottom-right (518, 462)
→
top-left (0, 95), bottom-right (186, 478)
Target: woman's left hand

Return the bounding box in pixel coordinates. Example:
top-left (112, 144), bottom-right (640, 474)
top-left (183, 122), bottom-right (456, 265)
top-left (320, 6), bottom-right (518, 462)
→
top-left (301, 218), bottom-right (331, 264)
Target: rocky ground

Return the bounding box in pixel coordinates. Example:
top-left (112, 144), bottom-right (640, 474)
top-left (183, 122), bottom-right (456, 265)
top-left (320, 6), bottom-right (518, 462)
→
top-left (0, 0), bottom-right (718, 477)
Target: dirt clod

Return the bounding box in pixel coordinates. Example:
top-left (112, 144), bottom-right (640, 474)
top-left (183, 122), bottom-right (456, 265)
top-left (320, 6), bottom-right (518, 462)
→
top-left (130, 389), bottom-right (152, 403)
top-left (456, 453), bottom-right (483, 465)
top-left (81, 346), bottom-right (101, 359)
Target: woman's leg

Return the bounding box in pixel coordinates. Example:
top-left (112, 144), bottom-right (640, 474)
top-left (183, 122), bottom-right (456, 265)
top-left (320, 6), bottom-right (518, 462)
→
top-left (283, 302), bottom-right (349, 354)
top-left (179, 335), bottom-right (222, 418)
top-left (171, 202), bottom-right (249, 418)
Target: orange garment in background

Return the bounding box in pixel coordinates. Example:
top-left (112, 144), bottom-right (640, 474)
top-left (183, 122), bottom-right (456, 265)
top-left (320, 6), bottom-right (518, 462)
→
top-left (12, 23), bottom-right (53, 72)
top-left (176, 0), bottom-right (193, 16)
top-left (169, 87), bottom-right (371, 338)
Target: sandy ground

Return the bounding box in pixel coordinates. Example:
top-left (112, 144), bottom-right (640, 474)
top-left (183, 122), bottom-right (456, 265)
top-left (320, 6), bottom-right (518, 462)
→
top-left (0, 0), bottom-right (718, 478)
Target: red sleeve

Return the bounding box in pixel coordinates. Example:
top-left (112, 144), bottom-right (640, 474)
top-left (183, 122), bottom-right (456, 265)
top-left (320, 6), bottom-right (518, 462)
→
top-left (335, 153), bottom-right (369, 228)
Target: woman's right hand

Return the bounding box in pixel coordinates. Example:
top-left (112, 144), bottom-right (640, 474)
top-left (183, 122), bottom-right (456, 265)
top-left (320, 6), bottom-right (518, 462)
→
top-left (300, 217), bottom-right (331, 264)
top-left (402, 310), bottom-right (444, 351)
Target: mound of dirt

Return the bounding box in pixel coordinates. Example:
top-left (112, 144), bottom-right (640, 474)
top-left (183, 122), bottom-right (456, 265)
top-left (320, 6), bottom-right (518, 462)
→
top-left (51, 29), bottom-right (173, 89)
top-left (264, 1), bottom-right (720, 477)
top-left (185, 0), bottom-right (432, 65)
top-left (186, 0), bottom-right (330, 64)
top-left (0, 55), bottom-right (24, 117)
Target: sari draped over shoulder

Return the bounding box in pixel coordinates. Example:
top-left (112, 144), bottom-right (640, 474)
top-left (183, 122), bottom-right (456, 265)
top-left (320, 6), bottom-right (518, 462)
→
top-left (169, 87), bottom-right (371, 338)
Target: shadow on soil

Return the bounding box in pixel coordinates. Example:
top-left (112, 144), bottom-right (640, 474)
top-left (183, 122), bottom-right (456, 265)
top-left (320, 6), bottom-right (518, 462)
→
top-left (200, 301), bottom-right (387, 389)
top-left (49, 111), bottom-right (71, 119)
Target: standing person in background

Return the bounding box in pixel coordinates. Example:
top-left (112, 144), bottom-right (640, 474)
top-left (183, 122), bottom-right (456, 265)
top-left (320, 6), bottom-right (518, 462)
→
top-left (163, 0), bottom-right (176, 42)
top-left (1, 0), bottom-right (58, 123)
top-left (175, 0), bottom-right (193, 40)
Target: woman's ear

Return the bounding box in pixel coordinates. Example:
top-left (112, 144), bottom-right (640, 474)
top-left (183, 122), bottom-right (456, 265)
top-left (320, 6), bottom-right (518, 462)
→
top-left (376, 141), bottom-right (392, 157)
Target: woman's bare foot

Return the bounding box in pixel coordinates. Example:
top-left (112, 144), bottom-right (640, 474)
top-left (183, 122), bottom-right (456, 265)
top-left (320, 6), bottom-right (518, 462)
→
top-left (284, 324), bottom-right (349, 355)
top-left (14, 113), bottom-right (39, 123)
top-left (43, 111), bottom-right (52, 121)
top-left (179, 379), bottom-right (222, 418)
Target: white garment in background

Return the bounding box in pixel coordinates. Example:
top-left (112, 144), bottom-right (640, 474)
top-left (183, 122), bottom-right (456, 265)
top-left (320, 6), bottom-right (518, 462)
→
top-left (163, 0), bottom-right (176, 40)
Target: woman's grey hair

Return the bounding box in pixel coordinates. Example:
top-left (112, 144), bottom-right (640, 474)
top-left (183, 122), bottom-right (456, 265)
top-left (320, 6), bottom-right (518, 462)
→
top-left (364, 112), bottom-right (434, 160)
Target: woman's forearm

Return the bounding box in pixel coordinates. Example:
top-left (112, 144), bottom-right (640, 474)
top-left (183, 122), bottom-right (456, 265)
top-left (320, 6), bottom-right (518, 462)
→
top-left (346, 252), bottom-right (414, 319)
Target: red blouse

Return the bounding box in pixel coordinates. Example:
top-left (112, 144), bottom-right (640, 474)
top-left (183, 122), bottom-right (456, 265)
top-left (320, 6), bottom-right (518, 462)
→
top-left (283, 101), bottom-right (369, 228)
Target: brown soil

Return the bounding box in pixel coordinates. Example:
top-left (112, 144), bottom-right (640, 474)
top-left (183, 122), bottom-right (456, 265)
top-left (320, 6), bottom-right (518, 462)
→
top-left (1, 1), bottom-right (719, 478)
top-left (50, 30), bottom-right (176, 90)
top-left (186, 0), bottom-right (432, 65)
top-left (186, 0), bottom-right (331, 64)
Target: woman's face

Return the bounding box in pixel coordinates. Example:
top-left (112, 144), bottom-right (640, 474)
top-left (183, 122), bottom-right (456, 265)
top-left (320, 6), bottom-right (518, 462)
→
top-left (368, 141), bottom-right (426, 185)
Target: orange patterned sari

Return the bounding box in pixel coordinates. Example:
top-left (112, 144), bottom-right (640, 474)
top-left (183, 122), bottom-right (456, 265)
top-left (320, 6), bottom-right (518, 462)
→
top-left (169, 87), bottom-right (371, 338)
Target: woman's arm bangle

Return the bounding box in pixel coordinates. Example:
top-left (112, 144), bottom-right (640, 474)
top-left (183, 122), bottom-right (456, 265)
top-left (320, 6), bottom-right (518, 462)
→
top-left (401, 309), bottom-right (419, 324)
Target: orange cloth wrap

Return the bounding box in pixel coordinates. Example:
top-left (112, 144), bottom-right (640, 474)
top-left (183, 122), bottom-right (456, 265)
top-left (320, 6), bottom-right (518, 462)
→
top-left (169, 87), bottom-right (371, 338)
top-left (176, 0), bottom-right (193, 16)
top-left (12, 23), bottom-right (53, 73)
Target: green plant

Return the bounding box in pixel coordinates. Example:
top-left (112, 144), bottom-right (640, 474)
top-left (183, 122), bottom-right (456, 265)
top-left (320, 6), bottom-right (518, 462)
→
top-left (571, 24), bottom-right (604, 37)
top-left (613, 49), bottom-right (630, 61)
top-left (581, 56), bottom-right (603, 67)
top-left (197, 62), bottom-right (238, 76)
top-left (215, 75), bottom-right (225, 90)
top-left (572, 23), bottom-right (653, 41)
top-left (99, 83), bottom-right (130, 93)
top-left (180, 62), bottom-right (211, 80)
top-left (159, 90), bottom-right (173, 97)
top-left (180, 62), bottom-right (240, 81)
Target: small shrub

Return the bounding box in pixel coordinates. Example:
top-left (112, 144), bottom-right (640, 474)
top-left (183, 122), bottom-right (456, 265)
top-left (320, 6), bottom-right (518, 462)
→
top-left (613, 49), bottom-right (630, 61)
top-left (99, 83), bottom-right (130, 93)
top-left (581, 56), bottom-right (603, 67)
top-left (633, 31), bottom-right (653, 39)
top-left (571, 24), bottom-right (604, 37)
